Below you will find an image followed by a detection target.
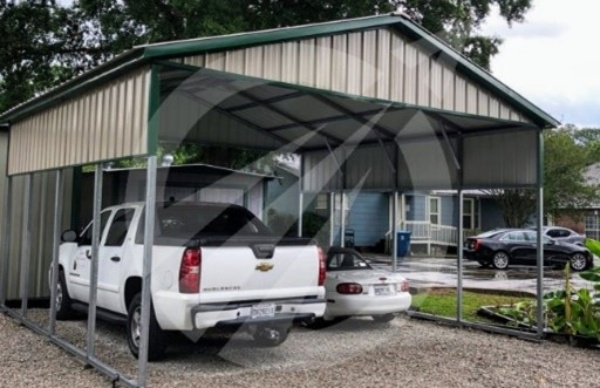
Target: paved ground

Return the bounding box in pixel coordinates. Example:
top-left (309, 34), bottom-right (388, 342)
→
top-left (365, 255), bottom-right (600, 295)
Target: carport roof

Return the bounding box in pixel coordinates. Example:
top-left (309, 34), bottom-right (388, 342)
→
top-left (0, 13), bottom-right (559, 128)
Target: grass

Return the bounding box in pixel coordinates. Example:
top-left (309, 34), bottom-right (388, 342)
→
top-left (411, 288), bottom-right (534, 322)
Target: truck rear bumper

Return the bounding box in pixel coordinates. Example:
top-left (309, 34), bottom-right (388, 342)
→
top-left (190, 298), bottom-right (326, 330)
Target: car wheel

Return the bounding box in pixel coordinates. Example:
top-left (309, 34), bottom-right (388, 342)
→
top-left (372, 313), bottom-right (395, 323)
top-left (127, 293), bottom-right (167, 361)
top-left (252, 325), bottom-right (290, 347)
top-left (55, 270), bottom-right (77, 320)
top-left (492, 251), bottom-right (510, 270)
top-left (569, 253), bottom-right (588, 272)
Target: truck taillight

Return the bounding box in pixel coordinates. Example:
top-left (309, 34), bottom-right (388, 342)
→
top-left (336, 283), bottom-right (363, 294)
top-left (179, 248), bottom-right (201, 294)
top-left (318, 247), bottom-right (326, 286)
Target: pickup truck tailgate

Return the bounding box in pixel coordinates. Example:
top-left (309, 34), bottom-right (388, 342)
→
top-left (197, 239), bottom-right (321, 304)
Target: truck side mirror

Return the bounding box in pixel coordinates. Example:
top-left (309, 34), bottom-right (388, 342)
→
top-left (61, 230), bottom-right (78, 243)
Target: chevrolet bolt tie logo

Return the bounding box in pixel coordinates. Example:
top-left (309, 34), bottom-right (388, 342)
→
top-left (255, 262), bottom-right (274, 272)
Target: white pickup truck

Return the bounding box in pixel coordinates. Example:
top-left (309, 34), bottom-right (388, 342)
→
top-left (52, 202), bottom-right (326, 360)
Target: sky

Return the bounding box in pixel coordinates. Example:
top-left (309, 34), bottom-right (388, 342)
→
top-left (481, 0), bottom-right (600, 128)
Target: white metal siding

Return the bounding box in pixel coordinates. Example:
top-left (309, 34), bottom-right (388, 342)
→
top-left (181, 28), bottom-right (533, 125)
top-left (8, 67), bottom-right (151, 176)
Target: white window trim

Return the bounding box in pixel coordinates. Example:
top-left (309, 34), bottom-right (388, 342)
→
top-left (463, 198), bottom-right (475, 230)
top-left (429, 196), bottom-right (441, 225)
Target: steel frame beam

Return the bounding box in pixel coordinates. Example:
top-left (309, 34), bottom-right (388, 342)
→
top-left (87, 164), bottom-right (103, 357)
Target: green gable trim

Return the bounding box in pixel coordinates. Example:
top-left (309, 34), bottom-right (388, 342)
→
top-left (142, 15), bottom-right (400, 59)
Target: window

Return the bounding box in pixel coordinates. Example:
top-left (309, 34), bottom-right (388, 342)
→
top-left (429, 197), bottom-right (440, 225)
top-left (546, 228), bottom-right (570, 238)
top-left (80, 211), bottom-right (111, 246)
top-left (585, 215), bottom-right (600, 240)
top-left (315, 193), bottom-right (328, 210)
top-left (105, 209), bottom-right (136, 247)
top-left (327, 252), bottom-right (370, 271)
top-left (501, 231), bottom-right (526, 241)
top-left (462, 198), bottom-right (480, 230)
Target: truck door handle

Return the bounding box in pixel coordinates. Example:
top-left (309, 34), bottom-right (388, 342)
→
top-left (86, 250), bottom-right (92, 259)
top-left (110, 256), bottom-right (121, 263)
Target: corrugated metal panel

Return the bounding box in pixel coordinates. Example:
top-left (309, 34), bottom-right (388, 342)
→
top-left (180, 27), bottom-right (531, 124)
top-left (0, 168), bottom-right (74, 300)
top-left (158, 92), bottom-right (283, 149)
top-left (398, 138), bottom-right (458, 190)
top-left (345, 144), bottom-right (395, 189)
top-left (347, 32), bottom-right (362, 95)
top-left (362, 30), bottom-right (377, 98)
top-left (8, 67), bottom-right (150, 175)
top-left (302, 150), bottom-right (343, 192)
top-left (463, 129), bottom-right (537, 187)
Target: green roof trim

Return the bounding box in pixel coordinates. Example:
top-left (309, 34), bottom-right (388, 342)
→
top-left (0, 13), bottom-right (559, 129)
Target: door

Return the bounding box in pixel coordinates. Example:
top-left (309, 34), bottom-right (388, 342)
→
top-left (97, 208), bottom-right (137, 312)
top-left (69, 211), bottom-right (112, 302)
top-left (499, 231), bottom-right (531, 263)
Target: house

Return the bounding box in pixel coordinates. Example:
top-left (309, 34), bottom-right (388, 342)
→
top-left (266, 163), bottom-right (507, 254)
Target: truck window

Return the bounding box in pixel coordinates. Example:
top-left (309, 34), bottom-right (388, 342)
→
top-left (80, 211), bottom-right (112, 246)
top-left (136, 204), bottom-right (272, 244)
top-left (105, 209), bottom-right (136, 247)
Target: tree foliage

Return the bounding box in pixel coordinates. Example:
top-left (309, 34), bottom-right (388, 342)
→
top-left (486, 127), bottom-right (600, 227)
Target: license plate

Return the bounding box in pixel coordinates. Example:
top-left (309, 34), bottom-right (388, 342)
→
top-left (374, 285), bottom-right (392, 296)
top-left (251, 304), bottom-right (275, 319)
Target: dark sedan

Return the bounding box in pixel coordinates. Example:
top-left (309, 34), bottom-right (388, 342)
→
top-left (464, 229), bottom-right (593, 271)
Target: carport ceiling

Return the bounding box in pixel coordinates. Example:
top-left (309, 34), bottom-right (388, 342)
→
top-left (159, 65), bottom-right (535, 153)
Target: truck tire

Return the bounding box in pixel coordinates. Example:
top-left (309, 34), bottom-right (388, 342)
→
top-left (55, 270), bottom-right (77, 320)
top-left (127, 293), bottom-right (167, 361)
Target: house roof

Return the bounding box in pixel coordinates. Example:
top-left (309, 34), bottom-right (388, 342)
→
top-left (0, 13), bottom-right (558, 128)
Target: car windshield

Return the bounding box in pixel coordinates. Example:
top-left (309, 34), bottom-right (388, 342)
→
top-left (327, 252), bottom-right (372, 271)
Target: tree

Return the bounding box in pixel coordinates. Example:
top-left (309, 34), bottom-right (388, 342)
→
top-left (1, 0), bottom-right (534, 114)
top-left (487, 128), bottom-right (600, 227)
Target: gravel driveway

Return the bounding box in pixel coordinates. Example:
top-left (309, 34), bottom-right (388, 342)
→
top-left (1, 309), bottom-right (599, 387)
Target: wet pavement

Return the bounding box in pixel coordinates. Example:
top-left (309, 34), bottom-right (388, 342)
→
top-left (365, 255), bottom-right (600, 295)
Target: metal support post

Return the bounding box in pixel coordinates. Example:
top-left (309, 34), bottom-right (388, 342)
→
top-left (87, 164), bottom-right (103, 357)
top-left (19, 174), bottom-right (33, 318)
top-left (329, 192), bottom-right (335, 246)
top-left (340, 192), bottom-right (346, 248)
top-left (138, 155), bottom-right (157, 387)
top-left (0, 177), bottom-right (12, 307)
top-left (49, 170), bottom-right (63, 334)
top-left (392, 192), bottom-right (398, 272)
top-left (298, 156), bottom-right (304, 238)
top-left (536, 131), bottom-right (545, 337)
top-left (457, 189), bottom-right (464, 323)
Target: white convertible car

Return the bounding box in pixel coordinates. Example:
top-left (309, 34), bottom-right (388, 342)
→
top-left (319, 247), bottom-right (412, 323)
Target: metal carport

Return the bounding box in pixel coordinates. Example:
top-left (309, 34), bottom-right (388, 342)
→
top-left (0, 13), bottom-right (558, 387)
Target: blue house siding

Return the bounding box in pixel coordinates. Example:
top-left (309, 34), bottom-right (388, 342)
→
top-left (346, 193), bottom-right (389, 247)
top-left (407, 194), bottom-right (427, 221)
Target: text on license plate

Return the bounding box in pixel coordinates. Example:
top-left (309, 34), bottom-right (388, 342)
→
top-left (251, 304), bottom-right (276, 319)
top-left (374, 285), bottom-right (392, 296)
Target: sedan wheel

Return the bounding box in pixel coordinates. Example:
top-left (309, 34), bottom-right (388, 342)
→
top-left (492, 251), bottom-right (510, 270)
top-left (570, 253), bottom-right (588, 272)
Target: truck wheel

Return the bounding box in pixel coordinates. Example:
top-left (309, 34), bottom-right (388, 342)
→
top-left (55, 270), bottom-right (77, 320)
top-left (252, 325), bottom-right (290, 347)
top-left (127, 293), bottom-right (167, 361)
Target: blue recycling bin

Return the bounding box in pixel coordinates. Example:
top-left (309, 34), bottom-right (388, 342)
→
top-left (396, 231), bottom-right (411, 258)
